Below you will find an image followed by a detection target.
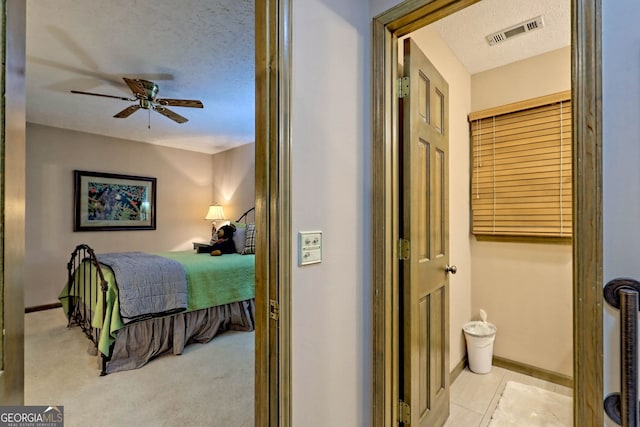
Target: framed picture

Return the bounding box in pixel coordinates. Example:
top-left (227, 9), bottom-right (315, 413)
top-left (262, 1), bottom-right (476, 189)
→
top-left (74, 170), bottom-right (156, 231)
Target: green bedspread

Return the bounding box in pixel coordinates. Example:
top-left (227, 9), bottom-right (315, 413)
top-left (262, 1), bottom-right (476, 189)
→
top-left (60, 251), bottom-right (255, 356)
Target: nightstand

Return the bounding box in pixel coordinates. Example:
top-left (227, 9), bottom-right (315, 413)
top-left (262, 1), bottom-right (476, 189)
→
top-left (193, 242), bottom-right (214, 253)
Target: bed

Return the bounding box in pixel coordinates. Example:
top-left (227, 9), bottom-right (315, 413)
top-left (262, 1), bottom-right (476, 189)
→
top-left (60, 216), bottom-right (256, 375)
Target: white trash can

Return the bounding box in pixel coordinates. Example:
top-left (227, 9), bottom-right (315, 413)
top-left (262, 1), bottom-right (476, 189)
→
top-left (463, 320), bottom-right (497, 374)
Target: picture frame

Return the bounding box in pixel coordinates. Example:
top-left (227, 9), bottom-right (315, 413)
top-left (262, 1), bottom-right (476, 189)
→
top-left (73, 170), bottom-right (156, 231)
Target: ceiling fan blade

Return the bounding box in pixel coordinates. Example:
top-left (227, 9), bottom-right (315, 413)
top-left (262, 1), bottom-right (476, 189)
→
top-left (153, 106), bottom-right (188, 124)
top-left (70, 90), bottom-right (134, 101)
top-left (156, 98), bottom-right (204, 108)
top-left (123, 77), bottom-right (148, 98)
top-left (114, 104), bottom-right (142, 118)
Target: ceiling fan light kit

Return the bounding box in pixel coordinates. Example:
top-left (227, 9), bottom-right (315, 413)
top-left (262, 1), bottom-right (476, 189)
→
top-left (70, 77), bottom-right (204, 125)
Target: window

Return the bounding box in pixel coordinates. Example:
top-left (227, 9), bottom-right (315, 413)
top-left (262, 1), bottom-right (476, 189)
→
top-left (469, 91), bottom-right (571, 238)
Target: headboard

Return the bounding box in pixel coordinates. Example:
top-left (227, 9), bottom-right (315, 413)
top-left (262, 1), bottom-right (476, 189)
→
top-left (236, 207), bottom-right (255, 224)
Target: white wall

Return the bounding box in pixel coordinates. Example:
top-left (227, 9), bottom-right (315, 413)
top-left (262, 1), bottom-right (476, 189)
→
top-left (291, 0), bottom-right (370, 425)
top-left (369, 0), bottom-right (398, 17)
top-left (602, 1), bottom-right (640, 425)
top-left (25, 123), bottom-right (214, 307)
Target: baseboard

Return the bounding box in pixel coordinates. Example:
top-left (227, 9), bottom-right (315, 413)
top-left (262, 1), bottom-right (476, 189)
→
top-left (492, 355), bottom-right (573, 389)
top-left (450, 357), bottom-right (466, 383)
top-left (451, 355), bottom-right (573, 389)
top-left (25, 302), bottom-right (62, 313)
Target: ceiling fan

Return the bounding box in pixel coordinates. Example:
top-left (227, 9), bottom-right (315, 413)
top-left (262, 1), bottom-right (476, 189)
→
top-left (70, 77), bottom-right (204, 124)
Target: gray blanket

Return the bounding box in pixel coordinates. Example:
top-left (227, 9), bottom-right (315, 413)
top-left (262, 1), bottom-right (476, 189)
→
top-left (97, 252), bottom-right (187, 323)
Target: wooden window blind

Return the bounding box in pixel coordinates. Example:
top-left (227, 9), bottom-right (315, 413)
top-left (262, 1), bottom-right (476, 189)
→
top-left (469, 91), bottom-right (572, 238)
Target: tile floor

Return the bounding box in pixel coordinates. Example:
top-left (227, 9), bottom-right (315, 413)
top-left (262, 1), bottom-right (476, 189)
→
top-left (444, 366), bottom-right (573, 427)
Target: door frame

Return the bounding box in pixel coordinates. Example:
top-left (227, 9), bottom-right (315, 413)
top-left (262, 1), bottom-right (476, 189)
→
top-left (371, 1), bottom-right (603, 426)
top-left (0, 0), bottom-right (27, 405)
top-left (256, 0), bottom-right (292, 425)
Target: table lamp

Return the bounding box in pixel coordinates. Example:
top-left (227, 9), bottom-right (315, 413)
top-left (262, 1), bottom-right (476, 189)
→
top-left (204, 204), bottom-right (226, 239)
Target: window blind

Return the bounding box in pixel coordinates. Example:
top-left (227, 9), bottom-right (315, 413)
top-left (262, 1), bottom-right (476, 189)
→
top-left (469, 92), bottom-right (572, 238)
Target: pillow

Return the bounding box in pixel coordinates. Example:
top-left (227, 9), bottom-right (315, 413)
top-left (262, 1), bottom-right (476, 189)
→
top-left (232, 226), bottom-right (247, 254)
top-left (242, 224), bottom-right (256, 255)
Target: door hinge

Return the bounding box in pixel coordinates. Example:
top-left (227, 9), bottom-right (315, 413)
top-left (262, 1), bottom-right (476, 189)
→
top-left (397, 76), bottom-right (409, 98)
top-left (269, 299), bottom-right (280, 321)
top-left (398, 400), bottom-right (411, 424)
top-left (398, 239), bottom-right (410, 260)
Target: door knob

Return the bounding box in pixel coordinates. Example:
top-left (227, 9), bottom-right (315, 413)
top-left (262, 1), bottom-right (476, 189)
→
top-left (445, 265), bottom-right (457, 274)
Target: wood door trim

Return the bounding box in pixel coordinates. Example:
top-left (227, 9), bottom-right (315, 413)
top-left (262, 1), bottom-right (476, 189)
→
top-left (372, 17), bottom-right (400, 427)
top-left (256, 0), bottom-right (292, 425)
top-left (371, 1), bottom-right (603, 426)
top-left (571, 0), bottom-right (603, 423)
top-left (1, 0), bottom-right (26, 406)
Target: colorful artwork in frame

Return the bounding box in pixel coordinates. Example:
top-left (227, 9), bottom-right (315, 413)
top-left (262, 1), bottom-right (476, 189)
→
top-left (74, 170), bottom-right (156, 231)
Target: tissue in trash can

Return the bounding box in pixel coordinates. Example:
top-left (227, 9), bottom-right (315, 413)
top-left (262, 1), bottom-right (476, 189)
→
top-left (463, 321), bottom-right (497, 337)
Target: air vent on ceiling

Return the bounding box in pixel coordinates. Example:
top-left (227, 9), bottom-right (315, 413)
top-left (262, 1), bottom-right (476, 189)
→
top-left (486, 16), bottom-right (545, 46)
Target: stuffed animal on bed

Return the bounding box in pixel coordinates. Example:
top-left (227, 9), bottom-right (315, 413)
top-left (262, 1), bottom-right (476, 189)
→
top-left (210, 224), bottom-right (237, 256)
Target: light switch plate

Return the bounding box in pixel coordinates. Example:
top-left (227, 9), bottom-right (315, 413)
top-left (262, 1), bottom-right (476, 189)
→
top-left (299, 231), bottom-right (322, 266)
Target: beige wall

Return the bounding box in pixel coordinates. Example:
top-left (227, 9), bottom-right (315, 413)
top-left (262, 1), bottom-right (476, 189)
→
top-left (210, 143), bottom-right (255, 223)
top-left (25, 123), bottom-right (215, 308)
top-left (407, 26), bottom-right (472, 370)
top-left (471, 47), bottom-right (571, 112)
top-left (470, 240), bottom-right (573, 374)
top-left (470, 46), bottom-right (573, 376)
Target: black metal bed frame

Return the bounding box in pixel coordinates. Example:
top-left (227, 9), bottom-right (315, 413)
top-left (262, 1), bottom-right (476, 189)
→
top-left (236, 206), bottom-right (255, 224)
top-left (66, 243), bottom-right (110, 375)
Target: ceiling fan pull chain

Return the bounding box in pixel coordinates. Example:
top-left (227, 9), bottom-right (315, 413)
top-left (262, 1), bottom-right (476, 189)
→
top-left (148, 108), bottom-right (151, 129)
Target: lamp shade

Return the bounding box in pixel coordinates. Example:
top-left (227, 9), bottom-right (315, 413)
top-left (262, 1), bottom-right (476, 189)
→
top-left (205, 204), bottom-right (226, 221)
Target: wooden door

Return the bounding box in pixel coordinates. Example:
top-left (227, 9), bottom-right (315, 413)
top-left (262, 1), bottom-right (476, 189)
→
top-left (400, 37), bottom-right (450, 427)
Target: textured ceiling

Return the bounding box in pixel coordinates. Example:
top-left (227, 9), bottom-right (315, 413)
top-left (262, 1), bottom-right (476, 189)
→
top-left (26, 0), bottom-right (255, 154)
top-left (25, 0), bottom-right (568, 155)
top-left (431, 0), bottom-right (570, 74)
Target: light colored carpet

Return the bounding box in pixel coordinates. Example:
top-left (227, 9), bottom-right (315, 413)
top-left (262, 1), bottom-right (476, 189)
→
top-left (25, 309), bottom-right (254, 427)
top-left (488, 381), bottom-right (572, 427)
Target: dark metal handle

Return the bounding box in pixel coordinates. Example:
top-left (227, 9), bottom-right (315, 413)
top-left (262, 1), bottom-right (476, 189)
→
top-left (603, 278), bottom-right (640, 426)
top-left (445, 265), bottom-right (457, 274)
